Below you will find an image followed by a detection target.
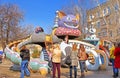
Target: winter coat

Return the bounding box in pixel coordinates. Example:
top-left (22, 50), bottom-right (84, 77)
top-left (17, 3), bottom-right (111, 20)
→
top-left (70, 50), bottom-right (78, 66)
top-left (114, 47), bottom-right (120, 68)
top-left (77, 50), bottom-right (87, 61)
top-left (52, 48), bottom-right (61, 63)
top-left (109, 45), bottom-right (115, 59)
top-left (20, 49), bottom-right (30, 61)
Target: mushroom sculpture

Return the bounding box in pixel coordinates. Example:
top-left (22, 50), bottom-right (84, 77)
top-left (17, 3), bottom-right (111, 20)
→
top-left (54, 11), bottom-right (81, 67)
top-left (5, 26), bottom-right (61, 75)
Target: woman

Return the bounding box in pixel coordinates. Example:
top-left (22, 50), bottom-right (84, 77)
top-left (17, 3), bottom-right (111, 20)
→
top-left (114, 42), bottom-right (120, 77)
top-left (78, 44), bottom-right (88, 78)
top-left (69, 43), bottom-right (78, 78)
top-left (109, 42), bottom-right (118, 78)
top-left (51, 43), bottom-right (62, 78)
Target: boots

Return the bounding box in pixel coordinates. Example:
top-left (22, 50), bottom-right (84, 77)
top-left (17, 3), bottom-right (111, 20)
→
top-left (113, 73), bottom-right (118, 78)
top-left (116, 73), bottom-right (118, 77)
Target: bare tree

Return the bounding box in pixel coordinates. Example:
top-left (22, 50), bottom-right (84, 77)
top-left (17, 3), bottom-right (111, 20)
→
top-left (0, 3), bottom-right (33, 49)
top-left (9, 24), bottom-right (34, 42)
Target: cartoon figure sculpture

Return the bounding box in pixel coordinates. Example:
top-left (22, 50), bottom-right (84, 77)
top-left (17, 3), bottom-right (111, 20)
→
top-left (55, 11), bottom-right (81, 39)
top-left (54, 11), bottom-right (81, 67)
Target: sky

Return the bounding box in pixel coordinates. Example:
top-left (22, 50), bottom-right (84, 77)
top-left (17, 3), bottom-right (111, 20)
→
top-left (1, 0), bottom-right (107, 34)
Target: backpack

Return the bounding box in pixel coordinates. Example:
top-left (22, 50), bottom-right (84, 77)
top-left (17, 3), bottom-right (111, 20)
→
top-left (65, 55), bottom-right (71, 65)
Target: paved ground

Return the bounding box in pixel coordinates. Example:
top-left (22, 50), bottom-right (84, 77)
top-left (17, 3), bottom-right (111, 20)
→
top-left (0, 59), bottom-right (118, 78)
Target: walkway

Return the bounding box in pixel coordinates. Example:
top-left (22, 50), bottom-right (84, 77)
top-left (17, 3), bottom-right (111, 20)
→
top-left (0, 59), bottom-right (116, 78)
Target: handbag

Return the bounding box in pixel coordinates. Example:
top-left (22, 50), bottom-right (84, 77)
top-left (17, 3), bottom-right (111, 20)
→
top-left (65, 55), bottom-right (71, 65)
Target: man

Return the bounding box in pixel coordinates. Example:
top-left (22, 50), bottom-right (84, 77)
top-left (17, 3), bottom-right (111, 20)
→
top-left (20, 46), bottom-right (30, 78)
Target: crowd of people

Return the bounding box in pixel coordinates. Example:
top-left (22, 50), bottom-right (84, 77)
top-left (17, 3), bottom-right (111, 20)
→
top-left (3, 39), bottom-right (120, 78)
top-left (11, 37), bottom-right (89, 78)
top-left (44, 40), bottom-right (120, 78)
top-left (45, 42), bottom-right (88, 78)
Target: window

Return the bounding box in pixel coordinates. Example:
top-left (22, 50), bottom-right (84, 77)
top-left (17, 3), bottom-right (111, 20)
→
top-left (89, 15), bottom-right (92, 21)
top-left (103, 32), bottom-right (107, 36)
top-left (107, 7), bottom-right (111, 14)
top-left (117, 28), bottom-right (120, 35)
top-left (101, 19), bottom-right (106, 26)
top-left (89, 15), bottom-right (94, 21)
top-left (96, 11), bottom-right (100, 18)
top-left (98, 32), bottom-right (101, 36)
top-left (103, 7), bottom-right (110, 16)
top-left (96, 21), bottom-right (100, 28)
top-left (103, 8), bottom-right (107, 16)
top-left (101, 28), bottom-right (107, 37)
top-left (119, 18), bottom-right (120, 24)
top-left (109, 30), bottom-right (112, 37)
top-left (108, 18), bottom-right (112, 25)
top-left (116, 17), bottom-right (120, 24)
top-left (114, 4), bottom-right (119, 11)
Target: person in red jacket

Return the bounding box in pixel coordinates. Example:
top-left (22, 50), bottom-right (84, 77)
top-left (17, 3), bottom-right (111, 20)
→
top-left (110, 42), bottom-right (118, 78)
top-left (114, 42), bottom-right (120, 77)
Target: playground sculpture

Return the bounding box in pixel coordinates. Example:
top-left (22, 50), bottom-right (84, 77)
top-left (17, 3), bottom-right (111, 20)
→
top-left (54, 11), bottom-right (109, 70)
top-left (83, 25), bottom-right (109, 70)
top-left (4, 10), bottom-right (111, 76)
top-left (54, 11), bottom-right (81, 67)
top-left (4, 26), bottom-right (61, 75)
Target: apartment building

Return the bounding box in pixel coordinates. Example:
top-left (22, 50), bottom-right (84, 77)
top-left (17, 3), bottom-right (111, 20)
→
top-left (86, 0), bottom-right (120, 41)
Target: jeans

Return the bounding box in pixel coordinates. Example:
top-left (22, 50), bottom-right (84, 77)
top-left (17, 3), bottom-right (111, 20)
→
top-left (52, 62), bottom-right (61, 78)
top-left (110, 59), bottom-right (119, 75)
top-left (79, 60), bottom-right (85, 73)
top-left (70, 66), bottom-right (77, 78)
top-left (20, 60), bottom-right (30, 78)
